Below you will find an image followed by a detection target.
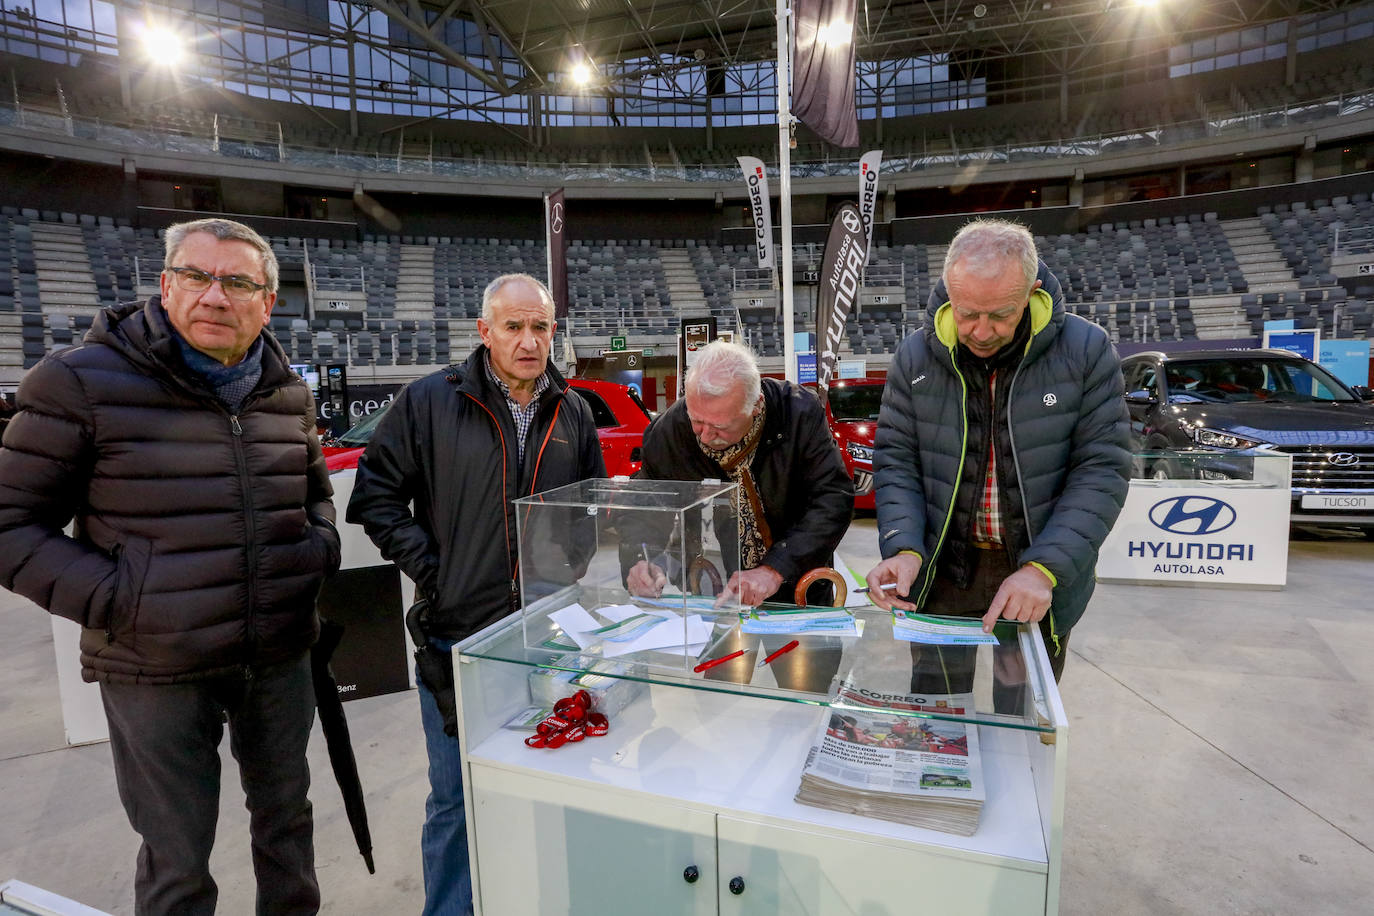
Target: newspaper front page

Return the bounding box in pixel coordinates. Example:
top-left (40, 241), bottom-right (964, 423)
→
top-left (795, 682), bottom-right (985, 835)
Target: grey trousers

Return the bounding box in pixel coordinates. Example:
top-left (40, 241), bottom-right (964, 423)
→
top-left (100, 653), bottom-right (319, 916)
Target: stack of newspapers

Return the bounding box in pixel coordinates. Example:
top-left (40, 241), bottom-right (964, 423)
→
top-left (794, 681), bottom-right (985, 836)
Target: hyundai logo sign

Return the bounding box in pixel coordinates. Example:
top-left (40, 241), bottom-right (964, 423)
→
top-left (1328, 452), bottom-right (1359, 467)
top-left (1148, 496), bottom-right (1238, 535)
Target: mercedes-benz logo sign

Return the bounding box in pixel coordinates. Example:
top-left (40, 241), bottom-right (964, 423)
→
top-left (1328, 452), bottom-right (1359, 467)
top-left (1148, 495), bottom-right (1238, 536)
top-left (550, 202), bottom-right (564, 234)
top-left (841, 209), bottom-right (861, 233)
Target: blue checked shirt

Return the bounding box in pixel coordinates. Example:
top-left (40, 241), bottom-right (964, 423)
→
top-left (485, 353), bottom-right (550, 465)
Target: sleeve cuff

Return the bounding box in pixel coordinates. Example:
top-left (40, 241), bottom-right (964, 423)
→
top-left (1026, 561), bottom-right (1058, 588)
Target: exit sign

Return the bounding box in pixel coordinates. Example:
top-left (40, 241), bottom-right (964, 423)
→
top-left (611, 335), bottom-right (627, 350)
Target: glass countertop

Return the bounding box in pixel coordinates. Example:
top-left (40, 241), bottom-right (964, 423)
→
top-left (457, 601), bottom-right (1057, 734)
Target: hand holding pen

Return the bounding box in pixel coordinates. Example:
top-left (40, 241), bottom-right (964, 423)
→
top-left (626, 542), bottom-right (669, 597)
top-left (861, 554), bottom-right (922, 612)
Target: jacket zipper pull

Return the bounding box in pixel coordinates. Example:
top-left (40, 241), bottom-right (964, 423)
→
top-left (230, 415), bottom-right (243, 436)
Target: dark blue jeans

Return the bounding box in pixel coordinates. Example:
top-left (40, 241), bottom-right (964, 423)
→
top-left (417, 637), bottom-right (473, 916)
top-left (100, 653), bottom-right (318, 916)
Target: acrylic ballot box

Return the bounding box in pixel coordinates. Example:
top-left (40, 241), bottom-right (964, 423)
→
top-left (511, 478), bottom-right (747, 671)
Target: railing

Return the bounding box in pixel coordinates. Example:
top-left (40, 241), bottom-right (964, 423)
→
top-left (311, 263), bottom-right (368, 293)
top-left (3, 83), bottom-right (1372, 185)
top-left (1333, 224), bottom-right (1374, 258)
top-left (732, 267), bottom-right (774, 292)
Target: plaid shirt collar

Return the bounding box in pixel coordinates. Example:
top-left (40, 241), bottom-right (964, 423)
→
top-left (485, 352), bottom-right (550, 464)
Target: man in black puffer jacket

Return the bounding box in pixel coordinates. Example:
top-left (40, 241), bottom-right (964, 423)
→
top-left (865, 219), bottom-right (1129, 693)
top-left (0, 218), bottom-right (340, 914)
top-left (347, 273), bottom-right (604, 916)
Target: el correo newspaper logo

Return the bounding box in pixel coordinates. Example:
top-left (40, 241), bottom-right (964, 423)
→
top-left (748, 167), bottom-right (768, 259)
top-left (860, 164), bottom-right (878, 232)
top-left (1148, 495), bottom-right (1237, 536)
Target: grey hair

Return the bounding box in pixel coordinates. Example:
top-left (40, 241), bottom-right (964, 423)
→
top-left (481, 273), bottom-right (556, 323)
top-left (686, 340), bottom-right (761, 413)
top-left (942, 218), bottom-right (1038, 295)
top-left (163, 219), bottom-right (279, 292)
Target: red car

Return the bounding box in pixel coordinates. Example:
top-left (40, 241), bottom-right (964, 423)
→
top-left (819, 377), bottom-right (885, 510)
top-left (323, 378), bottom-right (652, 476)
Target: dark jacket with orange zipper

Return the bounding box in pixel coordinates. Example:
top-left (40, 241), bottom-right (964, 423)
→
top-left (347, 346), bottom-right (605, 641)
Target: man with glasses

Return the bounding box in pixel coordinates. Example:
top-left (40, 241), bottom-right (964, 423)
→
top-left (865, 219), bottom-right (1130, 692)
top-left (0, 218), bottom-right (339, 914)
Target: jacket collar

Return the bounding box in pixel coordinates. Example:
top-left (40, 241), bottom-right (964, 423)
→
top-left (89, 297), bottom-right (294, 392)
top-left (927, 259), bottom-right (1065, 366)
top-left (451, 345), bottom-right (569, 406)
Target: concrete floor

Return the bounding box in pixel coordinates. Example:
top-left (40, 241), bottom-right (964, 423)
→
top-left (2, 518), bottom-right (1372, 915)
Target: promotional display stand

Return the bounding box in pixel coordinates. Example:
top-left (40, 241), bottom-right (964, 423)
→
top-left (454, 479), bottom-right (1068, 916)
top-left (1097, 451), bottom-right (1292, 588)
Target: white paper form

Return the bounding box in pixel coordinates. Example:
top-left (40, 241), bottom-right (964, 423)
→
top-left (548, 603), bottom-right (603, 650)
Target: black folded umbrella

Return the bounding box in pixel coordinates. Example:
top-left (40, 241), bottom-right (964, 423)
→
top-left (310, 618), bottom-right (375, 874)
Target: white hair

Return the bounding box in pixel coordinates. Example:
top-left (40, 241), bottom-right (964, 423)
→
top-left (942, 218), bottom-right (1038, 294)
top-left (686, 340), bottom-right (761, 414)
top-left (481, 273), bottom-right (555, 323)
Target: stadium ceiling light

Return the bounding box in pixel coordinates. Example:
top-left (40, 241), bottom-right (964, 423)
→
top-left (570, 61), bottom-right (593, 86)
top-left (142, 24), bottom-right (186, 68)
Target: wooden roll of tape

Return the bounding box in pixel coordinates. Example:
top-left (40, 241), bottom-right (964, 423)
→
top-left (794, 567), bottom-right (847, 607)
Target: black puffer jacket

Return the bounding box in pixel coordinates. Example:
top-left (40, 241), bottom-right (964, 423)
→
top-left (631, 378), bottom-right (854, 602)
top-left (346, 347), bottom-right (606, 641)
top-left (0, 299), bottom-right (340, 683)
top-left (874, 261), bottom-right (1130, 635)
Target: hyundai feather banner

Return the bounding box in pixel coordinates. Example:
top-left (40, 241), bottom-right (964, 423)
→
top-left (793, 0), bottom-right (860, 148)
top-left (858, 149), bottom-right (882, 262)
top-left (737, 156), bottom-right (775, 269)
top-left (544, 188), bottom-right (568, 319)
top-left (816, 201), bottom-right (868, 392)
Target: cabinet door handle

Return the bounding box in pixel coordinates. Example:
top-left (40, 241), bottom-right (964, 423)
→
top-left (728, 876), bottom-right (746, 896)
top-left (683, 865), bottom-right (699, 884)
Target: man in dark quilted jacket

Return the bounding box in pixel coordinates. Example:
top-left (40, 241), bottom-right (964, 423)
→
top-left (0, 218), bottom-right (339, 914)
top-left (865, 218), bottom-right (1130, 694)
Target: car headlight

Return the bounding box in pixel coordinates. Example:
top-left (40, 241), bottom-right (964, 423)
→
top-left (1192, 427), bottom-right (1266, 450)
top-left (846, 442), bottom-right (874, 463)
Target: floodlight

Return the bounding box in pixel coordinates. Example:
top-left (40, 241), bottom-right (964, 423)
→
top-left (571, 61), bottom-right (593, 86)
top-left (142, 24), bottom-right (185, 68)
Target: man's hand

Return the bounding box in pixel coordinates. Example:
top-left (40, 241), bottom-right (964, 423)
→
top-left (717, 565), bottom-right (784, 607)
top-left (626, 560), bottom-right (669, 597)
top-left (862, 554), bottom-right (922, 613)
top-left (982, 564), bottom-right (1053, 632)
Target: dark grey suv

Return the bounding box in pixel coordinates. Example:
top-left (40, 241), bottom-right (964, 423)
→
top-left (1121, 349), bottom-right (1374, 532)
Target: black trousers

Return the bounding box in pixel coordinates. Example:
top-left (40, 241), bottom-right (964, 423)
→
top-left (911, 546), bottom-right (1070, 712)
top-left (100, 653), bottom-right (319, 916)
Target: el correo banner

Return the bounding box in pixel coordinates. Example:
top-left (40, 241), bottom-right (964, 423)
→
top-left (737, 156), bottom-right (775, 269)
top-left (816, 202), bottom-right (868, 392)
top-left (858, 150), bottom-right (882, 263)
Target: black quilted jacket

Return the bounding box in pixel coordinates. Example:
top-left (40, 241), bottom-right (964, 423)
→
top-left (0, 298), bottom-right (340, 683)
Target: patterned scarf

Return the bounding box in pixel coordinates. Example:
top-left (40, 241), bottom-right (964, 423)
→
top-left (698, 405), bottom-right (770, 569)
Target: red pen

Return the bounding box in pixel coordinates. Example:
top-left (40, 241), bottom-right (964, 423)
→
top-left (693, 648), bottom-right (746, 673)
top-left (757, 640), bottom-right (800, 668)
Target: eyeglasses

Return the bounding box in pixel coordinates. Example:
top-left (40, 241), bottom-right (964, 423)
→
top-left (167, 266), bottom-right (269, 303)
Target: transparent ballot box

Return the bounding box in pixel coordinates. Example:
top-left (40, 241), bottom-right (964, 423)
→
top-left (512, 478), bottom-right (746, 672)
